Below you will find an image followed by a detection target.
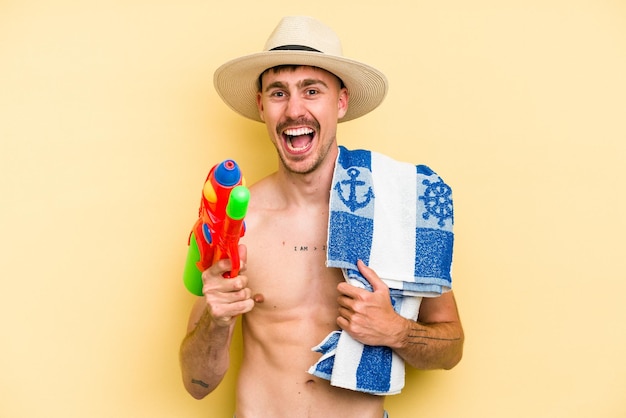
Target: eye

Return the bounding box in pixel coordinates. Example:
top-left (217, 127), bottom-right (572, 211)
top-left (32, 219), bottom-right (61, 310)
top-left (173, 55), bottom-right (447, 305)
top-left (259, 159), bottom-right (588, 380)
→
top-left (306, 89), bottom-right (318, 96)
top-left (271, 90), bottom-right (286, 98)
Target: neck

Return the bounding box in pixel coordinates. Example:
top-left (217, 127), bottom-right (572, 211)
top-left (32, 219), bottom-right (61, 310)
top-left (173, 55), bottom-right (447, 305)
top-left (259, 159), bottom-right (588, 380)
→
top-left (275, 145), bottom-right (338, 207)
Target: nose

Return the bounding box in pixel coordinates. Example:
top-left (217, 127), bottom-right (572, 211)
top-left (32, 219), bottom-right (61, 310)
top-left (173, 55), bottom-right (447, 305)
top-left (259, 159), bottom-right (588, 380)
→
top-left (285, 95), bottom-right (306, 120)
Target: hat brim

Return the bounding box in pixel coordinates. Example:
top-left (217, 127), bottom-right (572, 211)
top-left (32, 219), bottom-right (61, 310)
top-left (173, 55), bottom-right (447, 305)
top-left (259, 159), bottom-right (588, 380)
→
top-left (213, 51), bottom-right (388, 123)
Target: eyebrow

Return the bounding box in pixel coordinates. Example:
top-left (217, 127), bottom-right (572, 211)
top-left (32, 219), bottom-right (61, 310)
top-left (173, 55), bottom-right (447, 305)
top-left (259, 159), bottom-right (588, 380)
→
top-left (263, 78), bottom-right (330, 93)
top-left (298, 78), bottom-right (329, 89)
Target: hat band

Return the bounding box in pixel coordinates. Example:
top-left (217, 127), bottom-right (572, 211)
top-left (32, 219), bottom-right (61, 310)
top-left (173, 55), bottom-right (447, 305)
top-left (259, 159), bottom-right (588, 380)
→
top-left (269, 45), bottom-right (322, 53)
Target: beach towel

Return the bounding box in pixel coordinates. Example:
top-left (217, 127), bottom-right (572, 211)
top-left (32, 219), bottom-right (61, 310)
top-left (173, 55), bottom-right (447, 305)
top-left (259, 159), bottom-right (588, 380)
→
top-left (308, 146), bottom-right (454, 395)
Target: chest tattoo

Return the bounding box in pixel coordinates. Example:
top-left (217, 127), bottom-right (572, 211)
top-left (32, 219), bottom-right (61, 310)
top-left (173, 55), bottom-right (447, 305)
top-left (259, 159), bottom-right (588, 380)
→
top-left (293, 244), bottom-right (327, 252)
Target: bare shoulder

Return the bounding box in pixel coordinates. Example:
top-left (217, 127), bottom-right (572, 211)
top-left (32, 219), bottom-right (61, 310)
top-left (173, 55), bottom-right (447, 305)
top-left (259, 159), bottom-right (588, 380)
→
top-left (246, 174), bottom-right (283, 212)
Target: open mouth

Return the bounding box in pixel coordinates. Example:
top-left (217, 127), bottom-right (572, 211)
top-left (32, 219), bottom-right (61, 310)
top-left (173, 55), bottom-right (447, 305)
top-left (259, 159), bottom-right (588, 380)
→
top-left (283, 127), bottom-right (315, 153)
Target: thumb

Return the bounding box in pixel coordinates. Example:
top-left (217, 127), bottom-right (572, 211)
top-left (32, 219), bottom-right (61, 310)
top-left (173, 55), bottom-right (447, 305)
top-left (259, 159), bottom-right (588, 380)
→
top-left (237, 244), bottom-right (247, 271)
top-left (356, 260), bottom-right (388, 292)
top-left (238, 244), bottom-right (247, 263)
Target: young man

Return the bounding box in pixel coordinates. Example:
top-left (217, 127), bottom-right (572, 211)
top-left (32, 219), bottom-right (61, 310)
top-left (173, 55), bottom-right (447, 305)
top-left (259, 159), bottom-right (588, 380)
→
top-left (180, 16), bottom-right (464, 418)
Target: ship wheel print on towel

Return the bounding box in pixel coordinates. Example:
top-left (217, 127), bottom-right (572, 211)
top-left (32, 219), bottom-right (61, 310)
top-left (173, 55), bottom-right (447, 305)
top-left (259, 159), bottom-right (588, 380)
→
top-left (334, 167), bottom-right (374, 212)
top-left (419, 178), bottom-right (453, 227)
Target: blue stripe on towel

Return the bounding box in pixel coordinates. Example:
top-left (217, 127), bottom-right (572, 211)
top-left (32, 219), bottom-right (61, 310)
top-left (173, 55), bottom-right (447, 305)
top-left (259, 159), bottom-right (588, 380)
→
top-left (328, 146), bottom-right (376, 269)
top-left (310, 330), bottom-right (341, 380)
top-left (332, 147), bottom-right (375, 218)
top-left (327, 212), bottom-right (373, 268)
top-left (338, 146), bottom-right (371, 170)
top-left (414, 228), bottom-right (454, 282)
top-left (356, 345), bottom-right (393, 393)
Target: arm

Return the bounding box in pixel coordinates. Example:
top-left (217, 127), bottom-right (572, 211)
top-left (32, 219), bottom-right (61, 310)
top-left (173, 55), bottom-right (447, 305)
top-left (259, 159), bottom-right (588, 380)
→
top-left (393, 291), bottom-right (464, 370)
top-left (336, 260), bottom-right (464, 370)
top-left (179, 298), bottom-right (236, 399)
top-left (179, 246), bottom-right (262, 399)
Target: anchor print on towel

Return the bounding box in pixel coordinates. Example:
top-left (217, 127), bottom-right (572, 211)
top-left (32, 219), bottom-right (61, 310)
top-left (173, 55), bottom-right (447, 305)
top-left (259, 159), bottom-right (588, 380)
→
top-left (334, 168), bottom-right (374, 212)
top-left (419, 178), bottom-right (453, 227)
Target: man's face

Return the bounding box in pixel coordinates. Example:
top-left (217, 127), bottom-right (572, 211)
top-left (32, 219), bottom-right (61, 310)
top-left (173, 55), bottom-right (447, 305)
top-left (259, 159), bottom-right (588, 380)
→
top-left (256, 66), bottom-right (349, 175)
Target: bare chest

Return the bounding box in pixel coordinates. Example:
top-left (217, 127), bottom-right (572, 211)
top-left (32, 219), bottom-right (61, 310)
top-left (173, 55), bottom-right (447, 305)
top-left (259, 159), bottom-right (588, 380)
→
top-left (242, 211), bottom-right (343, 315)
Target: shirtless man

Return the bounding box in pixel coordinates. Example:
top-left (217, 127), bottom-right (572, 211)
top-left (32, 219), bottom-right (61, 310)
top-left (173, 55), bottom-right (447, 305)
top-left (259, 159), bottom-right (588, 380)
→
top-left (179, 16), bottom-right (464, 418)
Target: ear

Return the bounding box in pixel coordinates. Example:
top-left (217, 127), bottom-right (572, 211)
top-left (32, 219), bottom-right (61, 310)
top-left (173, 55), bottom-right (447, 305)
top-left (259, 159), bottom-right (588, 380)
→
top-left (337, 87), bottom-right (349, 119)
top-left (256, 92), bottom-right (265, 122)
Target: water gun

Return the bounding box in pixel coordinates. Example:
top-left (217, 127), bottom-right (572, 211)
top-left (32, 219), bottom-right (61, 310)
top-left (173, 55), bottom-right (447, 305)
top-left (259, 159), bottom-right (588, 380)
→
top-left (183, 159), bottom-right (250, 296)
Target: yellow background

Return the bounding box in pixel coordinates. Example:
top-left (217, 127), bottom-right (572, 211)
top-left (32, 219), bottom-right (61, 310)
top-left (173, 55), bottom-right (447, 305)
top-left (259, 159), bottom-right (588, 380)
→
top-left (1, 0), bottom-right (625, 417)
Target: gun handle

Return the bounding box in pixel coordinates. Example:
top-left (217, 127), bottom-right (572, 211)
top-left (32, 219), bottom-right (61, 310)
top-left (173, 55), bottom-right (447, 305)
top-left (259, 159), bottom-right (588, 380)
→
top-left (183, 231), bottom-right (204, 296)
top-left (213, 216), bottom-right (245, 278)
top-left (223, 241), bottom-right (240, 278)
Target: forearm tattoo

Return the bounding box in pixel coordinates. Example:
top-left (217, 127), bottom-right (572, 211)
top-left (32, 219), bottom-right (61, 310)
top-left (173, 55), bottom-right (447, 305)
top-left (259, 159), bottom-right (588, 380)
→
top-left (191, 378), bottom-right (209, 388)
top-left (408, 328), bottom-right (463, 345)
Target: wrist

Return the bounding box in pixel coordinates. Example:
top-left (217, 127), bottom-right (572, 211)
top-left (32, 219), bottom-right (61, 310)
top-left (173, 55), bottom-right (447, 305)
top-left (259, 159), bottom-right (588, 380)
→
top-left (388, 315), bottom-right (413, 350)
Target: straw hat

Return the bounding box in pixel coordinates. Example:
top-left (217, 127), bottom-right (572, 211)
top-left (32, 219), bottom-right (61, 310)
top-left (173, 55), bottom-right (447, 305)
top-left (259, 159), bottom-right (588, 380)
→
top-left (213, 16), bottom-right (388, 123)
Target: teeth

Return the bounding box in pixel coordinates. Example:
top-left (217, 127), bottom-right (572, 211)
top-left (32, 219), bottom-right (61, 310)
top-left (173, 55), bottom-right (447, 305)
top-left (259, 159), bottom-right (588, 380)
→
top-left (284, 127), bottom-right (313, 136)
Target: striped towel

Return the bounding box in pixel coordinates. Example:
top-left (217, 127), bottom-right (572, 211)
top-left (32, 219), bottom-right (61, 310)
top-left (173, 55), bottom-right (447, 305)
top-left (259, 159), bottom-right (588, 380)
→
top-left (308, 146), bottom-right (454, 395)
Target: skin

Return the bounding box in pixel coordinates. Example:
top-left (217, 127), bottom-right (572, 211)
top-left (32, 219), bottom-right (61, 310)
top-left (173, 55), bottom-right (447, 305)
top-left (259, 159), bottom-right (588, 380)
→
top-left (179, 66), bottom-right (464, 418)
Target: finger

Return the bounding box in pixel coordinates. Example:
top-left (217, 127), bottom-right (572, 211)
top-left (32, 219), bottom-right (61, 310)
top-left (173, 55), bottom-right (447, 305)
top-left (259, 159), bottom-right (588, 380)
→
top-left (219, 276), bottom-right (253, 301)
top-left (206, 257), bottom-right (236, 278)
top-left (337, 281), bottom-right (360, 298)
top-left (336, 315), bottom-right (349, 331)
top-left (337, 305), bottom-right (353, 320)
top-left (356, 260), bottom-right (388, 292)
top-left (238, 244), bottom-right (247, 262)
top-left (210, 298), bottom-right (255, 325)
top-left (238, 244), bottom-right (248, 272)
top-left (204, 283), bottom-right (249, 304)
top-left (201, 271), bottom-right (247, 299)
top-left (336, 294), bottom-right (349, 311)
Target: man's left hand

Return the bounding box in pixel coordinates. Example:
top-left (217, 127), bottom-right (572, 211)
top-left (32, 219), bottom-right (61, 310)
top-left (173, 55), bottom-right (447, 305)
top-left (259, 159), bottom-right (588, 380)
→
top-left (336, 260), bottom-right (407, 347)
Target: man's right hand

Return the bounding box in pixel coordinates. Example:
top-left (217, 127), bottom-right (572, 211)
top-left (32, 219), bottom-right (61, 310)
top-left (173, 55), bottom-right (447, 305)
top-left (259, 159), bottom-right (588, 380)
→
top-left (201, 244), bottom-right (263, 327)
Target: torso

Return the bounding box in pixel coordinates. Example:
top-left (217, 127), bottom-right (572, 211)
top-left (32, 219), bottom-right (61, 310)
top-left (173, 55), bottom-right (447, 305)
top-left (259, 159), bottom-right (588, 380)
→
top-left (235, 175), bottom-right (385, 418)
